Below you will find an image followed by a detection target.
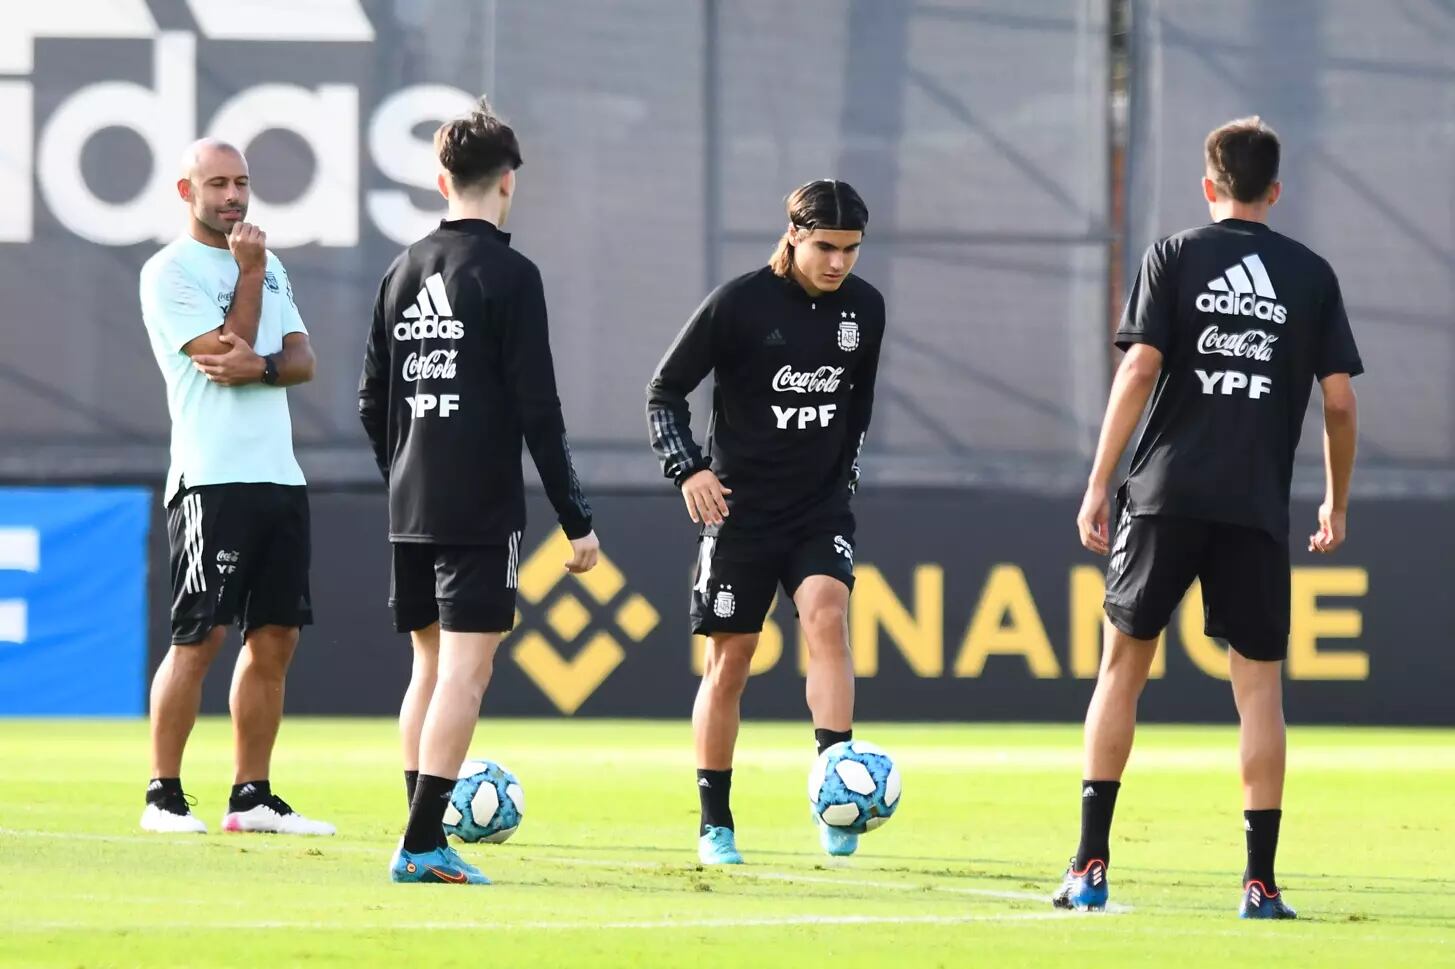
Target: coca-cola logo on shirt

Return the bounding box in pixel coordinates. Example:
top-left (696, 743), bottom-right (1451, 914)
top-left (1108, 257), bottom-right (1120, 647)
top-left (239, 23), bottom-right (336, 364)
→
top-left (1197, 326), bottom-right (1278, 363)
top-left (402, 349), bottom-right (459, 381)
top-left (772, 365), bottom-right (844, 394)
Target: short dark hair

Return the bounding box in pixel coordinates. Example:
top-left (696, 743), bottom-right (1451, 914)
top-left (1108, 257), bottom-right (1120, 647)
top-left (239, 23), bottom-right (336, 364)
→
top-left (1204, 116), bottom-right (1280, 203)
top-left (435, 96), bottom-right (522, 192)
top-left (769, 179), bottom-right (869, 276)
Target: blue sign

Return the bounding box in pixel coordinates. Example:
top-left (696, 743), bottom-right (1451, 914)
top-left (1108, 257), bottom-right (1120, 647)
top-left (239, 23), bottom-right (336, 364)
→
top-left (0, 487), bottom-right (149, 715)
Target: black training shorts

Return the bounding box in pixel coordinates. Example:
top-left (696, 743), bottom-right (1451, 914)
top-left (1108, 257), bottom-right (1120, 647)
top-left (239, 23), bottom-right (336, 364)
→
top-left (167, 482), bottom-right (313, 644)
top-left (1104, 508), bottom-right (1290, 662)
top-left (689, 511), bottom-right (856, 636)
top-left (389, 534), bottom-right (522, 634)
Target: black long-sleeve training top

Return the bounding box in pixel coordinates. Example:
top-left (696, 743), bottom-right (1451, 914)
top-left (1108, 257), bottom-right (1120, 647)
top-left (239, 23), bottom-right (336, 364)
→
top-left (359, 218), bottom-right (591, 544)
top-left (647, 266), bottom-right (885, 533)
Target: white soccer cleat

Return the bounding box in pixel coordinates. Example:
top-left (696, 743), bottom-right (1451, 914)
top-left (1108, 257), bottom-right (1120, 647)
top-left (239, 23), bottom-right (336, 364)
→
top-left (221, 795), bottom-right (336, 836)
top-left (140, 801), bottom-right (208, 834)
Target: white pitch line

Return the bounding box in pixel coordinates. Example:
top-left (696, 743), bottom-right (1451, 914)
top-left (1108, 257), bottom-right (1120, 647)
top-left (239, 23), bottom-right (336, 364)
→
top-left (0, 829), bottom-right (1128, 912)
top-left (10, 912), bottom-right (1075, 933)
top-left (745, 869), bottom-right (1048, 902)
top-left (535, 854), bottom-right (1133, 913)
top-left (0, 826), bottom-right (1123, 907)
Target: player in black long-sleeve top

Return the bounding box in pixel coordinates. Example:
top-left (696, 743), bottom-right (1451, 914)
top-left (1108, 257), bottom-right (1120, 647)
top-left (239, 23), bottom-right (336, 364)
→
top-left (647, 180), bottom-right (885, 864)
top-left (359, 97), bottom-right (599, 885)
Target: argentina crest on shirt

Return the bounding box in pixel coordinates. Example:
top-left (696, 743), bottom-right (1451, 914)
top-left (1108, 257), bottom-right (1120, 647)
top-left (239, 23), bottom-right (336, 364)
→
top-left (837, 310), bottom-right (859, 351)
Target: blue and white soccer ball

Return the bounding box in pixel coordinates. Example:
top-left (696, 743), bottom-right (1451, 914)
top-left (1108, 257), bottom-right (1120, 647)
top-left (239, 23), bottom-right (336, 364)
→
top-left (444, 759), bottom-right (525, 844)
top-left (808, 740), bottom-right (901, 834)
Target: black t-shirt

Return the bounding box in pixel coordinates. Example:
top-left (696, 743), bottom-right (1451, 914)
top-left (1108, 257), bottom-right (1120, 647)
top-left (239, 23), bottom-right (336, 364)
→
top-left (646, 266), bottom-right (886, 533)
top-left (358, 219), bottom-right (592, 545)
top-left (1118, 218), bottom-right (1363, 539)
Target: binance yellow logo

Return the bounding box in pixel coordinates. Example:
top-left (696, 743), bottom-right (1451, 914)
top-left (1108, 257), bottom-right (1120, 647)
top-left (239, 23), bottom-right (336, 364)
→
top-left (512, 532), bottom-right (659, 714)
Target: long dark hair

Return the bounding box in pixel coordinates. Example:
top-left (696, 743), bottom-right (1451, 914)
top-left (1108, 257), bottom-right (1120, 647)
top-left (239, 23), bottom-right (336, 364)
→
top-left (768, 179), bottom-right (869, 277)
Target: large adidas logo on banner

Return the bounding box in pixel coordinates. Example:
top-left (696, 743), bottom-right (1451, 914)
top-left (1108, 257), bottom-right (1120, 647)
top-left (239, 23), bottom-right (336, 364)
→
top-left (1195, 254), bottom-right (1287, 324)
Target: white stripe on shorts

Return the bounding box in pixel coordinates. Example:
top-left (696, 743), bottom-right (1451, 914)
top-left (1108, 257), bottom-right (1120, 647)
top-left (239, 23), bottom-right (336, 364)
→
top-left (692, 535), bottom-right (716, 595)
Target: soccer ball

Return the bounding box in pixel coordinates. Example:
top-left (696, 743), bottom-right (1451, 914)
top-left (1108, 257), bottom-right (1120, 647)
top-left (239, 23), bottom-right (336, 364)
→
top-left (808, 740), bottom-right (901, 834)
top-left (443, 759), bottom-right (524, 844)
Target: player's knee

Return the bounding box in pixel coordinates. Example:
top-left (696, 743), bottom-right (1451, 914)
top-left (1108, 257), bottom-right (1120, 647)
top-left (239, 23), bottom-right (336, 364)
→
top-left (244, 627), bottom-right (299, 679)
top-left (800, 603), bottom-right (848, 647)
top-left (171, 628), bottom-right (226, 676)
top-left (438, 669), bottom-right (488, 707)
top-left (410, 654), bottom-right (440, 686)
top-left (704, 637), bottom-right (755, 693)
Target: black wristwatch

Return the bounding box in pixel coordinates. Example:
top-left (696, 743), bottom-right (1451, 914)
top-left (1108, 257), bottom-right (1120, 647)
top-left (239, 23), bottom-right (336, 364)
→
top-left (261, 354), bottom-right (279, 386)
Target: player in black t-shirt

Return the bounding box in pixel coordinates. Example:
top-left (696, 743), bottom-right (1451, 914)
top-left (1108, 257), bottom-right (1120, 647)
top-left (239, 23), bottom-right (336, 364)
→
top-left (360, 98), bottom-right (599, 885)
top-left (1051, 118), bottom-right (1362, 918)
top-left (647, 180), bottom-right (885, 864)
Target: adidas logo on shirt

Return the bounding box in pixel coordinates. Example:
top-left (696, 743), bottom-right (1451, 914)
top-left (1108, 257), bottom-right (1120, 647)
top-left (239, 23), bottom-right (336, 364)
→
top-left (1195, 253), bottom-right (1287, 325)
top-left (763, 329), bottom-right (786, 347)
top-left (393, 272), bottom-right (464, 340)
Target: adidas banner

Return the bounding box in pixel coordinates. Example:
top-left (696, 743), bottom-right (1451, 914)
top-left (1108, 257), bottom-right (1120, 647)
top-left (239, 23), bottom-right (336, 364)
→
top-left (158, 489), bottom-right (1452, 726)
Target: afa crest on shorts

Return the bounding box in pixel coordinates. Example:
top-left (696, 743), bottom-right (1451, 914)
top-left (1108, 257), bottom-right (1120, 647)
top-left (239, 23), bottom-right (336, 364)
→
top-left (713, 585), bottom-right (736, 618)
top-left (838, 311), bottom-right (859, 351)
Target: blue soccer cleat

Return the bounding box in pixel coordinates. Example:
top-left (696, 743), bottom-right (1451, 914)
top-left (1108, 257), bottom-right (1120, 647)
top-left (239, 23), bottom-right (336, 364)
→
top-left (1051, 857), bottom-right (1109, 911)
top-left (390, 842), bottom-right (491, 884)
top-left (1239, 880), bottom-right (1296, 919)
top-left (698, 825), bottom-right (744, 865)
top-left (819, 820), bottom-right (859, 857)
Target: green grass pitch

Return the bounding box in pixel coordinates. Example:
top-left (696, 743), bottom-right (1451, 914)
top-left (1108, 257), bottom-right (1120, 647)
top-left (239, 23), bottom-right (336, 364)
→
top-left (0, 719), bottom-right (1451, 967)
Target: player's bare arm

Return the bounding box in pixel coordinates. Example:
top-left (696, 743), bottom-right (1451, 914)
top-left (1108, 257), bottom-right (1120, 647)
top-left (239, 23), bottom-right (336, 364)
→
top-left (1077, 343), bottom-right (1163, 555)
top-left (1312, 373), bottom-right (1357, 553)
top-left (192, 331), bottom-right (315, 388)
top-left (176, 225), bottom-right (265, 359)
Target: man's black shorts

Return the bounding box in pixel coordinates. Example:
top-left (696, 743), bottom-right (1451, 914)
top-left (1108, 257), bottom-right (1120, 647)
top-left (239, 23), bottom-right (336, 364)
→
top-left (390, 533), bottom-right (521, 634)
top-left (1104, 509), bottom-right (1290, 661)
top-left (689, 511), bottom-right (856, 636)
top-left (167, 483), bottom-right (313, 645)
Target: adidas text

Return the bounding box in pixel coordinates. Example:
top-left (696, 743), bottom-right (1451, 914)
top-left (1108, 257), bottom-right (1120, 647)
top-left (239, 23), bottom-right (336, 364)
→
top-left (1197, 254), bottom-right (1288, 324)
top-left (1196, 291), bottom-right (1288, 325)
top-left (0, 6), bottom-right (478, 247)
top-left (394, 319), bottom-right (464, 341)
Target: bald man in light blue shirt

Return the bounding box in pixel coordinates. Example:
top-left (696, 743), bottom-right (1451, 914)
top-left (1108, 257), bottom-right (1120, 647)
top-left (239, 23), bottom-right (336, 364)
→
top-left (137, 138), bottom-right (331, 837)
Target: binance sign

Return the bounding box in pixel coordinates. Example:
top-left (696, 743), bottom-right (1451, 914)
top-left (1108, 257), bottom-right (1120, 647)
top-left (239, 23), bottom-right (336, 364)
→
top-left (694, 564), bottom-right (1370, 683)
top-left (410, 491), bottom-right (1437, 724)
top-left (511, 532), bottom-right (659, 714)
top-left (202, 491), bottom-right (1445, 723)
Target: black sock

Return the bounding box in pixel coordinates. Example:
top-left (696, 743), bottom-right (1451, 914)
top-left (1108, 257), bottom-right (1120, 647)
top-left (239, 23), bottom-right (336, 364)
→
top-left (1075, 779), bottom-right (1121, 870)
top-left (815, 728), bottom-right (852, 755)
top-left (402, 773), bottom-right (455, 853)
top-left (697, 769), bottom-right (733, 835)
top-left (1243, 809), bottom-right (1282, 893)
top-left (146, 777), bottom-right (182, 806)
top-left (405, 770), bottom-right (419, 808)
top-left (229, 779), bottom-right (271, 812)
